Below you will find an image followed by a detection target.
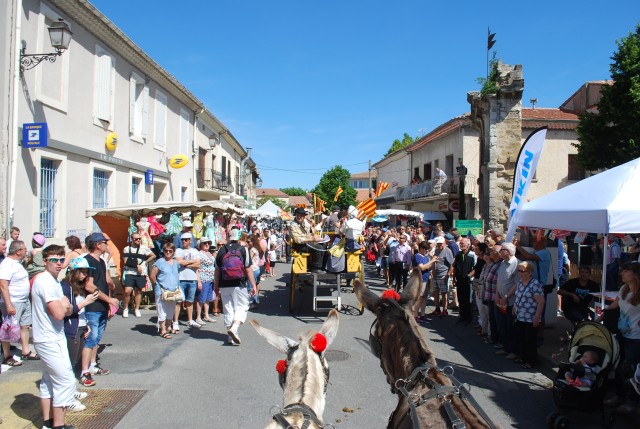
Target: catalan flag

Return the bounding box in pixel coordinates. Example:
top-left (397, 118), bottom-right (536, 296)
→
top-left (333, 186), bottom-right (343, 202)
top-left (375, 181), bottom-right (389, 197)
top-left (314, 194), bottom-right (326, 213)
top-left (357, 197), bottom-right (376, 219)
top-left (280, 209), bottom-right (291, 221)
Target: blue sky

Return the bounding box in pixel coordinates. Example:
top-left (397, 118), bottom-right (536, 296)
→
top-left (91, 0), bottom-right (639, 190)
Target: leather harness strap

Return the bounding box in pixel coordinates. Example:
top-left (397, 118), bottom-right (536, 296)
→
top-left (272, 403), bottom-right (325, 429)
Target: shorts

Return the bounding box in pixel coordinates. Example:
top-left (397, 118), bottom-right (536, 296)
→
top-left (269, 261), bottom-right (276, 268)
top-left (380, 257), bottom-right (389, 269)
top-left (179, 280), bottom-right (198, 303)
top-left (123, 274), bottom-right (146, 289)
top-left (434, 277), bottom-right (449, 293)
top-left (84, 311), bottom-right (107, 349)
top-left (1, 301), bottom-right (32, 326)
top-left (196, 281), bottom-right (215, 304)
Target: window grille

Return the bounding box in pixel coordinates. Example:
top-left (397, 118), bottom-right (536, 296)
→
top-left (93, 170), bottom-right (109, 230)
top-left (40, 159), bottom-right (57, 237)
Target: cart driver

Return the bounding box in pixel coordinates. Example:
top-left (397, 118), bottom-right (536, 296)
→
top-left (290, 207), bottom-right (320, 253)
top-left (342, 205), bottom-right (365, 252)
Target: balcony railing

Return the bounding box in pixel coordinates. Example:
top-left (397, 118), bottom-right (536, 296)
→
top-left (196, 169), bottom-right (234, 193)
top-left (395, 175), bottom-right (477, 202)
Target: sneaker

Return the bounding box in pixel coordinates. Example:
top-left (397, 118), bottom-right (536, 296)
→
top-left (495, 349), bottom-right (508, 355)
top-left (228, 326), bottom-right (241, 345)
top-left (195, 319), bottom-right (206, 326)
top-left (227, 335), bottom-right (239, 346)
top-left (505, 353), bottom-right (518, 360)
top-left (172, 321), bottom-right (180, 332)
top-left (79, 373), bottom-right (96, 387)
top-left (429, 309), bottom-right (441, 316)
top-left (89, 366), bottom-right (110, 376)
top-left (67, 400), bottom-right (86, 412)
top-left (74, 391), bottom-right (88, 400)
top-left (188, 320), bottom-right (202, 328)
top-left (493, 343), bottom-right (504, 349)
top-left (134, 309), bottom-right (141, 318)
top-left (441, 310), bottom-right (449, 317)
top-left (122, 309), bottom-right (129, 318)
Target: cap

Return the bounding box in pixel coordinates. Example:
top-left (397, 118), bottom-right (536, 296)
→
top-left (87, 232), bottom-right (109, 243)
top-left (198, 237), bottom-right (212, 246)
top-left (229, 228), bottom-right (242, 241)
top-left (434, 236), bottom-right (445, 244)
top-left (183, 220), bottom-right (193, 228)
top-left (444, 233), bottom-right (454, 240)
top-left (32, 233), bottom-right (46, 246)
top-left (382, 228), bottom-right (388, 232)
top-left (428, 239), bottom-right (435, 244)
top-left (294, 207), bottom-right (308, 216)
top-left (180, 232), bottom-right (193, 240)
top-left (332, 205), bottom-right (340, 211)
top-left (69, 257), bottom-right (95, 271)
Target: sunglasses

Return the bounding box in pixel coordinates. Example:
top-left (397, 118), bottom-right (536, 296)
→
top-left (132, 237), bottom-right (141, 240)
top-left (46, 257), bottom-right (65, 264)
top-left (517, 269), bottom-right (529, 273)
top-left (181, 238), bottom-right (191, 241)
top-left (164, 250), bottom-right (174, 254)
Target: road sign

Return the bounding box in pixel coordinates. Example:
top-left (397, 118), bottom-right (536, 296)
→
top-left (22, 122), bottom-right (48, 148)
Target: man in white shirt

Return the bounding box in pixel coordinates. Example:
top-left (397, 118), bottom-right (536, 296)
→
top-left (0, 240), bottom-right (37, 366)
top-left (174, 233), bottom-right (201, 330)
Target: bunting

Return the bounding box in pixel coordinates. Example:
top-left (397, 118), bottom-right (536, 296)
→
top-left (357, 197), bottom-right (376, 219)
top-left (333, 186), bottom-right (343, 202)
top-left (375, 181), bottom-right (389, 197)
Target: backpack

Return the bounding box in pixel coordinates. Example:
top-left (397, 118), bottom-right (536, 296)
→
top-left (220, 245), bottom-right (245, 281)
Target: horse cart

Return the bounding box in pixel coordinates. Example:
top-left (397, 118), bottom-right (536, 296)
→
top-left (288, 240), bottom-right (365, 315)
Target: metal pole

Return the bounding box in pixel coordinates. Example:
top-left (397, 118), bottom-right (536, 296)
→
top-left (601, 234), bottom-right (608, 311)
top-left (368, 159), bottom-right (372, 198)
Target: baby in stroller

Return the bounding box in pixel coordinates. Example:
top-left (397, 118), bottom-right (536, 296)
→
top-left (563, 350), bottom-right (600, 388)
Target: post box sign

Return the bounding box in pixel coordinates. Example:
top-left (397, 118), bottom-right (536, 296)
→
top-left (22, 123), bottom-right (48, 148)
top-left (145, 169), bottom-right (154, 185)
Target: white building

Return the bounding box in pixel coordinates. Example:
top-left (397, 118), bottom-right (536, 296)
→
top-left (0, 0), bottom-right (260, 242)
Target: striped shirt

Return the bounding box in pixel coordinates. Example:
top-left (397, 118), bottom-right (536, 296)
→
top-left (483, 260), bottom-right (502, 302)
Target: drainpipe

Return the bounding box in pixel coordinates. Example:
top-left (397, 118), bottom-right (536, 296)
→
top-left (240, 147), bottom-right (251, 204)
top-left (8, 0), bottom-right (23, 234)
top-left (192, 108), bottom-right (204, 202)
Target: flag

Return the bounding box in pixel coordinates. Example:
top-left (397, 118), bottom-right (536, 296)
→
top-left (280, 209), bottom-right (291, 221)
top-left (487, 28), bottom-right (496, 50)
top-left (357, 198), bottom-right (376, 219)
top-left (506, 127), bottom-right (548, 242)
top-left (375, 181), bottom-right (389, 197)
top-left (333, 186), bottom-right (343, 202)
top-left (314, 194), bottom-right (326, 213)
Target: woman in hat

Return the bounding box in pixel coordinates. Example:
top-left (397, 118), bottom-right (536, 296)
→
top-left (150, 243), bottom-right (180, 338)
top-left (195, 238), bottom-right (217, 325)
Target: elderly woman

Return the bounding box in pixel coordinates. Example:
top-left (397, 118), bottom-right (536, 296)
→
top-left (195, 238), bottom-right (216, 325)
top-left (513, 261), bottom-right (544, 369)
top-left (150, 243), bottom-right (180, 339)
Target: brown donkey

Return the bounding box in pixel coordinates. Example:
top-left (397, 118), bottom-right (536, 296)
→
top-left (250, 309), bottom-right (339, 429)
top-left (354, 269), bottom-right (499, 429)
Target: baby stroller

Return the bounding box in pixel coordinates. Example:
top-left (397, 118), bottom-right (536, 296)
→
top-left (548, 321), bottom-right (620, 428)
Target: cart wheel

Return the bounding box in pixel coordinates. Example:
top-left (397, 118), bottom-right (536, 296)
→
top-left (553, 415), bottom-right (570, 429)
top-left (289, 273), bottom-right (296, 313)
top-left (546, 412), bottom-right (559, 428)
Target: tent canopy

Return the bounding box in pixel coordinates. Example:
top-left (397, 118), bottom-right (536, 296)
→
top-left (375, 209), bottom-right (424, 219)
top-left (86, 200), bottom-right (238, 220)
top-left (516, 157), bottom-right (640, 233)
top-left (257, 200), bottom-right (281, 216)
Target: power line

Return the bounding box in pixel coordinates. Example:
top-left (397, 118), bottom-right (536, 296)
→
top-left (256, 161), bottom-right (368, 174)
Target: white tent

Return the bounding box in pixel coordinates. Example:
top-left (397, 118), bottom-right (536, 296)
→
top-left (257, 200), bottom-right (282, 216)
top-left (375, 209), bottom-right (424, 219)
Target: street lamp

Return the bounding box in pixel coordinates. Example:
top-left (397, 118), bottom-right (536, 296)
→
top-left (20, 19), bottom-right (73, 73)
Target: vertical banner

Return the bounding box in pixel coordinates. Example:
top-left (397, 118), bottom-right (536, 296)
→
top-left (506, 127), bottom-right (548, 242)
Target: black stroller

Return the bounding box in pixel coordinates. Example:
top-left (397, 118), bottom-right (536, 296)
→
top-left (548, 321), bottom-right (620, 428)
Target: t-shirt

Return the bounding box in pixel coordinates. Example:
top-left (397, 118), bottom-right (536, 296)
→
top-left (497, 256), bottom-right (518, 306)
top-left (175, 247), bottom-right (200, 281)
top-left (617, 289), bottom-right (640, 340)
top-left (215, 243), bottom-right (250, 288)
top-left (514, 278), bottom-right (544, 322)
top-left (533, 248), bottom-right (552, 284)
top-left (412, 253), bottom-right (431, 282)
top-left (0, 257), bottom-right (30, 302)
top-left (31, 271), bottom-right (65, 343)
top-left (84, 254), bottom-right (109, 313)
top-left (433, 247), bottom-right (454, 279)
top-left (122, 245), bottom-right (153, 275)
top-left (153, 258), bottom-right (180, 296)
top-left (452, 251), bottom-right (475, 281)
top-left (199, 251), bottom-right (216, 283)
top-left (560, 278), bottom-right (599, 312)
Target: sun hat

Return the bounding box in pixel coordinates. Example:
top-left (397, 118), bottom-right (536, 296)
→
top-left (198, 237), bottom-right (212, 247)
top-left (183, 220), bottom-right (193, 228)
top-left (434, 236), bottom-right (445, 244)
top-left (69, 257), bottom-right (95, 271)
top-left (180, 232), bottom-right (193, 240)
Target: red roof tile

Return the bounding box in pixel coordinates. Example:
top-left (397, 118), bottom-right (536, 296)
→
top-left (288, 196), bottom-right (311, 207)
top-left (256, 188), bottom-right (288, 198)
top-left (522, 108), bottom-right (579, 130)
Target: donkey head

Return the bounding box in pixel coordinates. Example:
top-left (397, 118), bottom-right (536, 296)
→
top-left (250, 309), bottom-right (340, 418)
top-left (354, 269), bottom-right (435, 383)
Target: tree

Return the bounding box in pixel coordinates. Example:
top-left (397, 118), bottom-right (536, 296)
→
top-left (574, 24), bottom-right (640, 170)
top-left (257, 196), bottom-right (287, 210)
top-left (312, 166), bottom-right (357, 209)
top-left (279, 187), bottom-right (307, 196)
top-left (385, 133), bottom-right (415, 157)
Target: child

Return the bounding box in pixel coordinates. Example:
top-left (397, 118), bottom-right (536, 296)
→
top-left (564, 350), bottom-right (599, 387)
top-left (268, 243), bottom-right (277, 278)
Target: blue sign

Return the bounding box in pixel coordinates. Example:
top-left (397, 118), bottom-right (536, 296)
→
top-left (145, 169), bottom-right (154, 185)
top-left (22, 123), bottom-right (48, 148)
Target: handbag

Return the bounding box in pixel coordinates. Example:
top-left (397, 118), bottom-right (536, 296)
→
top-left (0, 315), bottom-right (21, 343)
top-left (161, 288), bottom-right (182, 302)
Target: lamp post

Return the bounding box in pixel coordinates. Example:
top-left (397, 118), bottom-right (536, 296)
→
top-left (20, 19), bottom-right (73, 73)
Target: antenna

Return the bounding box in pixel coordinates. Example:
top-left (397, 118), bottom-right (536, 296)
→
top-left (530, 98), bottom-right (538, 109)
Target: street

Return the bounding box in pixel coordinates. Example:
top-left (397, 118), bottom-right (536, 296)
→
top-left (1, 263), bottom-right (638, 428)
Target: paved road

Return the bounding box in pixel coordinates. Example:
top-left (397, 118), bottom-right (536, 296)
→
top-left (1, 262), bottom-right (638, 428)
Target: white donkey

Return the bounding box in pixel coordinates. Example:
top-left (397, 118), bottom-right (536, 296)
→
top-left (250, 309), bottom-right (340, 429)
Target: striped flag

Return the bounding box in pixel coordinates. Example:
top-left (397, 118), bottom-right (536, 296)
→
top-left (357, 197), bottom-right (376, 219)
top-left (314, 194), bottom-right (326, 213)
top-left (280, 209), bottom-right (291, 220)
top-left (375, 181), bottom-right (389, 197)
top-left (333, 186), bottom-right (343, 202)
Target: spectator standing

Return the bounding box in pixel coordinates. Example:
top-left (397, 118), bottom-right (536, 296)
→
top-left (605, 236), bottom-right (622, 291)
top-left (195, 238), bottom-right (216, 325)
top-left (495, 243), bottom-right (519, 358)
top-left (150, 243), bottom-right (180, 339)
top-left (513, 261), bottom-right (545, 369)
top-left (268, 244), bottom-right (278, 278)
top-left (473, 243), bottom-right (489, 335)
top-left (412, 242), bottom-right (437, 322)
top-left (6, 226), bottom-right (20, 250)
top-left (483, 246), bottom-right (502, 345)
top-left (81, 233), bottom-right (119, 387)
top-left (61, 235), bottom-right (85, 272)
top-left (121, 234), bottom-right (155, 318)
top-left (173, 233), bottom-right (201, 330)
top-left (172, 220), bottom-right (196, 249)
top-left (1, 240), bottom-right (38, 366)
top-left (451, 237), bottom-right (475, 324)
top-left (390, 234), bottom-right (412, 292)
top-left (430, 236), bottom-right (453, 316)
top-left (0, 238), bottom-right (6, 264)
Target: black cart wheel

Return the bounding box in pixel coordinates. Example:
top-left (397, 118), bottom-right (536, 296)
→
top-left (546, 412), bottom-right (559, 428)
top-left (553, 415), bottom-right (570, 429)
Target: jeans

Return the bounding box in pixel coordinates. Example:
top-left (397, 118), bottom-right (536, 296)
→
top-left (84, 311), bottom-right (107, 349)
top-left (494, 305), bottom-right (516, 353)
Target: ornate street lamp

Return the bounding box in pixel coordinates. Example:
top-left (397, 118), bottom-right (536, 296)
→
top-left (20, 19), bottom-right (73, 73)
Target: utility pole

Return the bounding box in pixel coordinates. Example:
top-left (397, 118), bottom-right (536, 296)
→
top-left (368, 159), bottom-right (372, 198)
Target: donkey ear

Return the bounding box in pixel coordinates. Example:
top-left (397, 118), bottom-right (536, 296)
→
top-left (353, 279), bottom-right (381, 313)
top-left (400, 268), bottom-right (422, 306)
top-left (249, 319), bottom-right (299, 354)
top-left (318, 308), bottom-right (340, 350)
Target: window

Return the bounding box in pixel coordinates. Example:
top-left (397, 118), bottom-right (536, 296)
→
top-left (221, 156), bottom-right (227, 177)
top-left (154, 90), bottom-right (167, 150)
top-left (236, 166), bottom-right (240, 194)
top-left (93, 169), bottom-right (110, 231)
top-left (36, 5), bottom-right (70, 111)
top-left (129, 72), bottom-right (149, 142)
top-left (131, 177), bottom-right (141, 204)
top-left (40, 159), bottom-right (58, 237)
top-left (445, 155), bottom-right (454, 176)
top-left (424, 163), bottom-right (432, 180)
top-left (179, 108), bottom-right (190, 154)
top-left (568, 155), bottom-right (586, 181)
top-left (414, 167), bottom-right (420, 180)
top-left (181, 187), bottom-right (188, 202)
top-left (94, 45), bottom-right (115, 124)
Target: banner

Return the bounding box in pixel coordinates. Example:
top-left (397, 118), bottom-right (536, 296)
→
top-left (506, 127), bottom-right (548, 242)
top-left (375, 181), bottom-right (389, 197)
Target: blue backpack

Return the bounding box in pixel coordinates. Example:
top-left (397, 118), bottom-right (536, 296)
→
top-left (220, 245), bottom-right (245, 281)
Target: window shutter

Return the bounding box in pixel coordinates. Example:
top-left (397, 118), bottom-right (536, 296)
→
top-left (141, 85), bottom-right (149, 139)
top-left (129, 75), bottom-right (136, 134)
top-left (155, 93), bottom-right (167, 149)
top-left (95, 51), bottom-right (112, 121)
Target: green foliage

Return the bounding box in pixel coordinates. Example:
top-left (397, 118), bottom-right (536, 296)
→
top-left (257, 196), bottom-right (288, 210)
top-left (574, 23), bottom-right (640, 170)
top-left (384, 133), bottom-right (416, 157)
top-left (476, 51), bottom-right (500, 96)
top-left (279, 187), bottom-right (307, 196)
top-left (312, 165), bottom-right (357, 208)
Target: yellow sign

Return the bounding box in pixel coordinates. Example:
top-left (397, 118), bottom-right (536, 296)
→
top-left (168, 154), bottom-right (189, 169)
top-left (105, 132), bottom-right (118, 151)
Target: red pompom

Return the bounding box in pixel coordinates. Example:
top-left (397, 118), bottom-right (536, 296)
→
top-left (276, 359), bottom-right (287, 374)
top-left (381, 290), bottom-right (401, 301)
top-left (310, 333), bottom-right (328, 353)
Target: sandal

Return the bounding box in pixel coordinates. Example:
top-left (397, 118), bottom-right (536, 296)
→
top-left (203, 317), bottom-right (216, 322)
top-left (160, 332), bottom-right (172, 339)
top-left (212, 312), bottom-right (221, 316)
top-left (21, 352), bottom-right (40, 361)
top-left (521, 363), bottom-right (533, 369)
top-left (4, 357), bottom-right (22, 366)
